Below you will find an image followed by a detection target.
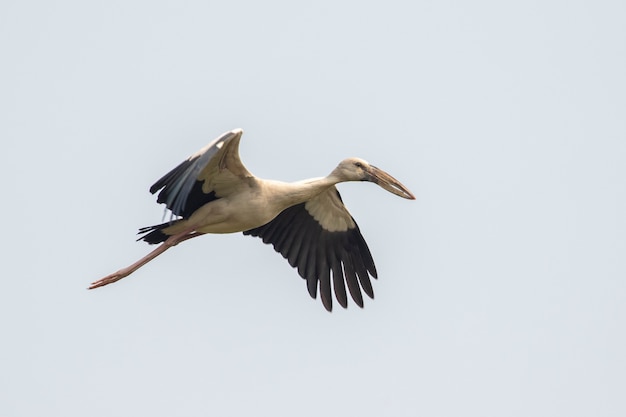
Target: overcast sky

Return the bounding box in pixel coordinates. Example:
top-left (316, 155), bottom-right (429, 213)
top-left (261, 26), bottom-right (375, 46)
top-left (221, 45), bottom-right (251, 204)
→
top-left (2, 1), bottom-right (625, 416)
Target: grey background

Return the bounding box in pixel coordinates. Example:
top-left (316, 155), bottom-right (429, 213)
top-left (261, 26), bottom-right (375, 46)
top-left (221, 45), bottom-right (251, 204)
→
top-left (2, 1), bottom-right (625, 416)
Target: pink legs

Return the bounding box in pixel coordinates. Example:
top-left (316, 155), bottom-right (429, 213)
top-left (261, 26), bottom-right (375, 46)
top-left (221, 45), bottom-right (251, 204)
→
top-left (88, 229), bottom-right (203, 290)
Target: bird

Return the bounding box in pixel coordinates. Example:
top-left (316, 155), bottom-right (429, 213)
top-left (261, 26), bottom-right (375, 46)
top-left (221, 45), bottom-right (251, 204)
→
top-left (89, 128), bottom-right (415, 311)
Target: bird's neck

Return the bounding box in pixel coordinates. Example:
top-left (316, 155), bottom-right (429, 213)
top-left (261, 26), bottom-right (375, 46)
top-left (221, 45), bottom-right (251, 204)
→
top-left (263, 176), bottom-right (338, 209)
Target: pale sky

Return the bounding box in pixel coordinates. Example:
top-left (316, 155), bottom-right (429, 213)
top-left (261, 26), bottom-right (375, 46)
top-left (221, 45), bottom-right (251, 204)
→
top-left (1, 1), bottom-right (625, 416)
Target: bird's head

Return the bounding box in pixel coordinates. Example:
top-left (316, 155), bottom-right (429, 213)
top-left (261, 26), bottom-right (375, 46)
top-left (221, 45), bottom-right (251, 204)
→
top-left (331, 157), bottom-right (416, 200)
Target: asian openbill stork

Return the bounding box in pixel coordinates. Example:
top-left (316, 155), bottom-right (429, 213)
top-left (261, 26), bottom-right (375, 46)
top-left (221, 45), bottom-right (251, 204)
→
top-left (89, 128), bottom-right (415, 311)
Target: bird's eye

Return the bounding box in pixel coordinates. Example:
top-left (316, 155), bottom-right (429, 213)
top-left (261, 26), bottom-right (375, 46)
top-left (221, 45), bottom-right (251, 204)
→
top-left (355, 162), bottom-right (363, 168)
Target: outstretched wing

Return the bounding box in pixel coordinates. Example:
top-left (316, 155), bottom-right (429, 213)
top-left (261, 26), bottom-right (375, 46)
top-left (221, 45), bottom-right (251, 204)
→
top-left (244, 187), bottom-right (377, 312)
top-left (149, 128), bottom-right (252, 218)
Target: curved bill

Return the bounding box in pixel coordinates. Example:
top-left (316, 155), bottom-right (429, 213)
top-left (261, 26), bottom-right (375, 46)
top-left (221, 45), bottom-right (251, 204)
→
top-left (367, 165), bottom-right (416, 200)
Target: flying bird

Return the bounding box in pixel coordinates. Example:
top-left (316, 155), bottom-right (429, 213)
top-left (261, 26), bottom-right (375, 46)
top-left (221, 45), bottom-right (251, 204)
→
top-left (89, 128), bottom-right (415, 311)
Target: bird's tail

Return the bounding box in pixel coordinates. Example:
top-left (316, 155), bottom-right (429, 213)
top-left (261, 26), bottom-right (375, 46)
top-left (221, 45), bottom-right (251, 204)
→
top-left (137, 220), bottom-right (181, 244)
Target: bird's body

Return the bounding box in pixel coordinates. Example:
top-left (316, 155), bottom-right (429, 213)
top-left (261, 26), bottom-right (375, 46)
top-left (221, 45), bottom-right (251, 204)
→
top-left (90, 128), bottom-right (415, 311)
top-left (158, 178), bottom-right (332, 235)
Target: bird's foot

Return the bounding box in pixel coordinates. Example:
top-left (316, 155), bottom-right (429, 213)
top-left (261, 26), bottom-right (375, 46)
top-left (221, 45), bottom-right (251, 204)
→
top-left (88, 270), bottom-right (128, 290)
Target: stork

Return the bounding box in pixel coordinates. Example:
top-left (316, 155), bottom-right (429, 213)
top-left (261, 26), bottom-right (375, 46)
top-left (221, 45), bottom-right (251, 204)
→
top-left (89, 128), bottom-right (415, 311)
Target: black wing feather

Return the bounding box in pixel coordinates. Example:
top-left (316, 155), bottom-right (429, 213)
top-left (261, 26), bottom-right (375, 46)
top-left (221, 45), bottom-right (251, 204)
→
top-left (149, 151), bottom-right (219, 218)
top-left (243, 200), bottom-right (377, 311)
top-left (342, 252), bottom-right (364, 308)
top-left (147, 130), bottom-right (245, 218)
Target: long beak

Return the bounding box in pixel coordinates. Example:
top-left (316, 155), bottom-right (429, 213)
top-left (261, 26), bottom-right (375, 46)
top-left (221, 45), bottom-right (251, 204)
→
top-left (367, 165), bottom-right (416, 200)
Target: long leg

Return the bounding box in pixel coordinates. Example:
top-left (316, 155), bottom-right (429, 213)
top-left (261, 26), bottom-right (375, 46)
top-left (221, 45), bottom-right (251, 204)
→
top-left (88, 230), bottom-right (203, 290)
